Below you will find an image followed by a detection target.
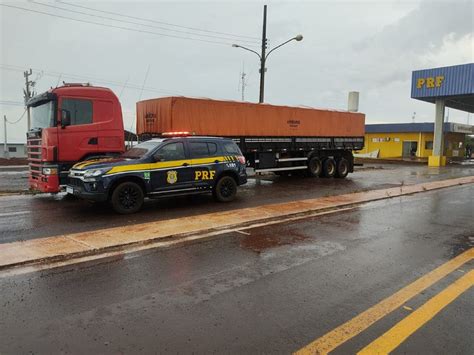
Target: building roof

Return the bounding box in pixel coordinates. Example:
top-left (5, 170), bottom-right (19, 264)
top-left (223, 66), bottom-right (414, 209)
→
top-left (411, 63), bottom-right (474, 113)
top-left (365, 122), bottom-right (474, 134)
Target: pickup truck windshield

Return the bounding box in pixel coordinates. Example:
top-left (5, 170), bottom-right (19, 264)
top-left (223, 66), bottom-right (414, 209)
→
top-left (122, 140), bottom-right (163, 159)
top-left (31, 101), bottom-right (55, 129)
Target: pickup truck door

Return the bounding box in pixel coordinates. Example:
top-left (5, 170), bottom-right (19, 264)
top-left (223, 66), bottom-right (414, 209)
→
top-left (189, 141), bottom-right (220, 188)
top-left (149, 141), bottom-right (195, 194)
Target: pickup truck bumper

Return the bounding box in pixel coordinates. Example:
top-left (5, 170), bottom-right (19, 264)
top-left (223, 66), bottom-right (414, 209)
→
top-left (66, 178), bottom-right (108, 202)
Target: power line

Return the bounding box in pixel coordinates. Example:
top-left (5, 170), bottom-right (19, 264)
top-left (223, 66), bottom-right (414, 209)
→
top-left (30, 1), bottom-right (258, 44)
top-left (0, 3), bottom-right (250, 47)
top-left (58, 0), bottom-right (259, 40)
top-left (0, 64), bottom-right (228, 100)
top-left (0, 64), bottom-right (181, 96)
top-left (0, 100), bottom-right (24, 107)
top-left (5, 109), bottom-right (27, 124)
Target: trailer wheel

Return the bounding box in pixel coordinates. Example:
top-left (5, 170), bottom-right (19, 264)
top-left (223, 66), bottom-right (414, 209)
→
top-left (111, 181), bottom-right (144, 214)
top-left (307, 157), bottom-right (322, 177)
top-left (213, 176), bottom-right (237, 202)
top-left (322, 158), bottom-right (336, 178)
top-left (335, 158), bottom-right (349, 178)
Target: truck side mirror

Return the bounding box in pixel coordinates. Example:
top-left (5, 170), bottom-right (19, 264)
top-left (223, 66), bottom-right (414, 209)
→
top-left (61, 109), bottom-right (71, 128)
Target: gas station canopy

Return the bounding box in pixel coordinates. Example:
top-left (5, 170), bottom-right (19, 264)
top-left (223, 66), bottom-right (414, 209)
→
top-left (411, 63), bottom-right (474, 113)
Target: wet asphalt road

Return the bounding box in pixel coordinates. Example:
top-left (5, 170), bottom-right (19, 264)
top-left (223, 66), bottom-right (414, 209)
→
top-left (0, 163), bottom-right (473, 244)
top-left (0, 185), bottom-right (473, 354)
top-left (0, 185), bottom-right (474, 354)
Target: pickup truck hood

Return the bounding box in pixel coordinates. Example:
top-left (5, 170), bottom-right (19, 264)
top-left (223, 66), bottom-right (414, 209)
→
top-left (72, 157), bottom-right (142, 171)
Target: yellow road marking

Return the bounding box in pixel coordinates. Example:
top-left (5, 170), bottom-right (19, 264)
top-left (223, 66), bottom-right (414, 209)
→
top-left (294, 248), bottom-right (474, 355)
top-left (357, 270), bottom-right (474, 355)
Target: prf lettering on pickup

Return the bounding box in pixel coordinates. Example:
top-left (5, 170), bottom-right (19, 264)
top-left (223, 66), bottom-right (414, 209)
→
top-left (417, 76), bottom-right (444, 89)
top-left (195, 170), bottom-right (216, 180)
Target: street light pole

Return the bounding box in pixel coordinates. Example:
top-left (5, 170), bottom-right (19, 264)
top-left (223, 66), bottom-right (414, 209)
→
top-left (232, 5), bottom-right (303, 104)
top-left (259, 5), bottom-right (267, 104)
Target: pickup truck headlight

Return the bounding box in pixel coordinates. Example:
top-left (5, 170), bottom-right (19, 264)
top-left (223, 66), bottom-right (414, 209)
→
top-left (83, 168), bottom-right (111, 178)
top-left (42, 167), bottom-right (58, 175)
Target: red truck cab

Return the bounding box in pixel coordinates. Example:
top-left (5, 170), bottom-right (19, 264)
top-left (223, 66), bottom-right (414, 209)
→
top-left (27, 84), bottom-right (125, 193)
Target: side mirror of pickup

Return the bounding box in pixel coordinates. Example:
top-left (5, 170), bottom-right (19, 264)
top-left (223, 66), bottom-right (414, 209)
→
top-left (61, 109), bottom-right (71, 128)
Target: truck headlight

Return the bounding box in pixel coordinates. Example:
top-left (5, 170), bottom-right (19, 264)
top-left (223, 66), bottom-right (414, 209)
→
top-left (83, 168), bottom-right (111, 178)
top-left (42, 167), bottom-right (58, 175)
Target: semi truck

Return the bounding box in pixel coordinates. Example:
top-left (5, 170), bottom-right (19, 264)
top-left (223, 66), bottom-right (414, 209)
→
top-left (26, 84), bottom-right (124, 193)
top-left (26, 84), bottom-right (364, 193)
top-left (136, 97), bottom-right (365, 178)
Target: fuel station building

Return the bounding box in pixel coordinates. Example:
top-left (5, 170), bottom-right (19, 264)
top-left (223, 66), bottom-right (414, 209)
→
top-left (358, 122), bottom-right (473, 159)
top-left (410, 63), bottom-right (474, 166)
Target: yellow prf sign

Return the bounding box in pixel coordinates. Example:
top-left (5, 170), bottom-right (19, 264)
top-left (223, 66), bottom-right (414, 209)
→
top-left (416, 76), bottom-right (444, 89)
top-left (195, 170), bottom-right (216, 180)
top-left (166, 170), bottom-right (178, 184)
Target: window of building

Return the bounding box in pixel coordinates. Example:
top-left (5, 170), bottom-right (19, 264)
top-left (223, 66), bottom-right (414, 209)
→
top-left (425, 141), bottom-right (433, 150)
top-left (8, 147), bottom-right (17, 153)
top-left (61, 98), bottom-right (93, 125)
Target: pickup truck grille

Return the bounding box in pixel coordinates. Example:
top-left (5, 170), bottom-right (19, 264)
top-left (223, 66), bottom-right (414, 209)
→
top-left (68, 177), bottom-right (84, 187)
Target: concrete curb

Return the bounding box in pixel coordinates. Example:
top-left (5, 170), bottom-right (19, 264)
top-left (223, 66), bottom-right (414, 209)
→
top-left (0, 176), bottom-right (473, 270)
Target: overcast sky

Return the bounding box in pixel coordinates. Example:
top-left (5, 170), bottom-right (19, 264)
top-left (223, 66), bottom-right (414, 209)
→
top-left (1, 0), bottom-right (472, 142)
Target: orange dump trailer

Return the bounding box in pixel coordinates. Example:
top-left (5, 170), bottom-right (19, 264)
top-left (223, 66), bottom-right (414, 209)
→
top-left (136, 97), bottom-right (365, 178)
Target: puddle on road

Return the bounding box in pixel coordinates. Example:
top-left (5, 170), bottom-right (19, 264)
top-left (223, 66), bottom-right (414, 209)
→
top-left (447, 234), bottom-right (474, 258)
top-left (239, 226), bottom-right (309, 253)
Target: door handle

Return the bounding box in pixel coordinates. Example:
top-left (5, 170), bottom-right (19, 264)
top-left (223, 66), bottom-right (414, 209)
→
top-left (182, 163), bottom-right (189, 167)
top-left (214, 159), bottom-right (220, 163)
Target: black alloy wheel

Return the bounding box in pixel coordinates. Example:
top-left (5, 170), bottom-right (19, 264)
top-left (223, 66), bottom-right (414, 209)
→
top-left (111, 181), bottom-right (144, 214)
top-left (213, 176), bottom-right (238, 202)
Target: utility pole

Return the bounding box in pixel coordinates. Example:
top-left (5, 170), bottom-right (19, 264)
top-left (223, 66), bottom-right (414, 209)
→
top-left (259, 5), bottom-right (268, 104)
top-left (232, 5), bottom-right (302, 103)
top-left (23, 69), bottom-right (35, 131)
top-left (3, 115), bottom-right (9, 159)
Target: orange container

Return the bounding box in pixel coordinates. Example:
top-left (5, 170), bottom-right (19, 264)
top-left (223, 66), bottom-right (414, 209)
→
top-left (136, 97), bottom-right (365, 137)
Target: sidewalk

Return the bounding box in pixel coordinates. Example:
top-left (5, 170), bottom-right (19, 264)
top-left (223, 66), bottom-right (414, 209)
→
top-left (0, 175), bottom-right (473, 270)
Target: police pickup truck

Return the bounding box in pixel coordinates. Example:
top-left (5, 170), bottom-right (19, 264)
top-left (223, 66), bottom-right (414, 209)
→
top-left (67, 135), bottom-right (248, 214)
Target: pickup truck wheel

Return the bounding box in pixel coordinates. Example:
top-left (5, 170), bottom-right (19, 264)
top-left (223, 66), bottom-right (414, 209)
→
top-left (213, 176), bottom-right (237, 202)
top-left (322, 158), bottom-right (336, 178)
top-left (111, 181), bottom-right (144, 214)
top-left (335, 158), bottom-right (349, 178)
top-left (307, 157), bottom-right (322, 177)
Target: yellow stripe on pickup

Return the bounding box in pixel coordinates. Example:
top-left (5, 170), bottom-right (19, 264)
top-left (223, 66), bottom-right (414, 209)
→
top-left (73, 158), bottom-right (115, 169)
top-left (105, 156), bottom-right (233, 175)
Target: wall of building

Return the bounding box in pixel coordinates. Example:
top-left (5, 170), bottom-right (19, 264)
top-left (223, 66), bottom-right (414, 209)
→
top-left (356, 132), bottom-right (466, 158)
top-left (0, 144), bottom-right (27, 159)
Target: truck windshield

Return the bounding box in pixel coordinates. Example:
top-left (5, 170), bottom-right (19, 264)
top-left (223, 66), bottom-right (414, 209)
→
top-left (122, 140), bottom-right (163, 159)
top-left (30, 101), bottom-right (55, 129)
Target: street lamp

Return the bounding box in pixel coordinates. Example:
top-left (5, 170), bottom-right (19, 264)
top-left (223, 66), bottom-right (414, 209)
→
top-left (232, 5), bottom-right (303, 103)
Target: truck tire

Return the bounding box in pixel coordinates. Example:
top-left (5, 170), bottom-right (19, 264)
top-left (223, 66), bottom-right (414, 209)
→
top-left (111, 181), bottom-right (144, 214)
top-left (335, 158), bottom-right (349, 178)
top-left (322, 158), bottom-right (336, 178)
top-left (213, 176), bottom-right (237, 202)
top-left (307, 157), bottom-right (322, 177)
